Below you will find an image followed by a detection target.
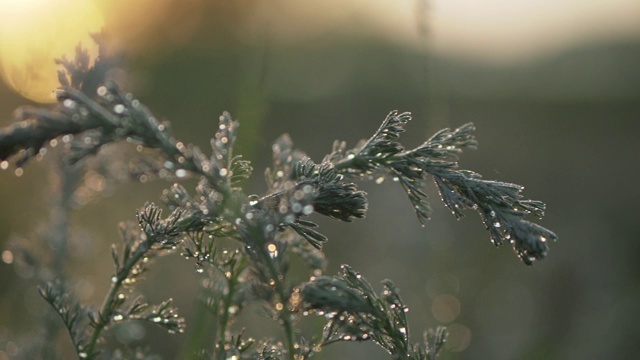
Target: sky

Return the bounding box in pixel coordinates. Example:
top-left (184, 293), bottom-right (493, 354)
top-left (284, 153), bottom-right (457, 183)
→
top-left (426, 0), bottom-right (640, 62)
top-left (1, 0), bottom-right (639, 102)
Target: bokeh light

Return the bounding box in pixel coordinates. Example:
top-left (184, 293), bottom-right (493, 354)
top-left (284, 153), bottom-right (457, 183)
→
top-left (0, 0), bottom-right (103, 103)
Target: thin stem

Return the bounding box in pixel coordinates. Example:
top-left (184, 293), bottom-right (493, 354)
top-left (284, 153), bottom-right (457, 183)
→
top-left (85, 243), bottom-right (149, 357)
top-left (216, 255), bottom-right (246, 354)
top-left (217, 277), bottom-right (236, 348)
top-left (265, 254), bottom-right (296, 360)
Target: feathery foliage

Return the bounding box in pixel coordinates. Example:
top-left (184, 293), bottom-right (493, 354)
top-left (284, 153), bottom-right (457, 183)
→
top-left (0, 40), bottom-right (556, 359)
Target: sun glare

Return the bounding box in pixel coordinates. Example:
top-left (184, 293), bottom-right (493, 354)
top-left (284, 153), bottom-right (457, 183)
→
top-left (0, 0), bottom-right (103, 103)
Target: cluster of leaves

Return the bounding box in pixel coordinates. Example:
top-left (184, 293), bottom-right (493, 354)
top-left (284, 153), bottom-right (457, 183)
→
top-left (327, 111), bottom-right (556, 264)
top-left (0, 41), bottom-right (555, 359)
top-left (301, 265), bottom-right (447, 360)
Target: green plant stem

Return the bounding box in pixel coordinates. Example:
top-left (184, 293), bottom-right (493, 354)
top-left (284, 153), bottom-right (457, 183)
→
top-left (85, 242), bottom-right (149, 357)
top-left (216, 256), bottom-right (246, 353)
top-left (217, 277), bottom-right (236, 348)
top-left (265, 255), bottom-right (296, 360)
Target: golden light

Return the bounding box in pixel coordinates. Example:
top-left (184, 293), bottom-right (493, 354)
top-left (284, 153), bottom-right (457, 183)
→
top-left (0, 0), bottom-right (103, 103)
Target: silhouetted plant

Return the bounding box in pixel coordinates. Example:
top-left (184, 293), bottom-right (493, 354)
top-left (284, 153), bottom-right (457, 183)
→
top-left (0, 40), bottom-right (555, 359)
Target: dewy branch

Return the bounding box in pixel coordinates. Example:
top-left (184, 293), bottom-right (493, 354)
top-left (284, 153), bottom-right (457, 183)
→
top-left (0, 43), bottom-right (555, 359)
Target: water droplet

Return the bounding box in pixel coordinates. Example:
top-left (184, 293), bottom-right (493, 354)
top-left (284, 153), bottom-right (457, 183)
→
top-left (2, 250), bottom-right (14, 264)
top-left (276, 170), bottom-right (284, 178)
top-left (14, 168), bottom-right (23, 177)
top-left (302, 205), bottom-right (314, 215)
top-left (392, 177), bottom-right (399, 182)
top-left (292, 203), bottom-right (302, 213)
top-left (266, 224), bottom-right (275, 232)
top-left (114, 104), bottom-right (125, 114)
top-left (111, 276), bottom-right (118, 283)
top-left (267, 243), bottom-right (278, 258)
top-left (343, 335), bottom-right (352, 341)
top-left (63, 99), bottom-right (76, 108)
top-left (0, 161), bottom-right (8, 170)
top-left (219, 123), bottom-right (226, 130)
top-left (152, 316), bottom-right (162, 323)
top-left (248, 194), bottom-right (260, 206)
top-left (78, 352), bottom-right (88, 358)
top-left (96, 86), bottom-right (107, 96)
top-left (493, 222), bottom-right (501, 228)
top-left (489, 210), bottom-right (496, 217)
top-left (375, 176), bottom-right (385, 184)
top-left (219, 168), bottom-right (228, 177)
top-left (196, 266), bottom-right (204, 274)
top-left (347, 154), bottom-right (355, 159)
top-left (113, 314), bottom-right (124, 321)
top-left (136, 145), bottom-right (144, 152)
top-left (175, 169), bottom-right (187, 178)
top-left (220, 137), bottom-right (228, 144)
top-left (245, 212), bottom-right (254, 220)
top-left (399, 327), bottom-right (407, 335)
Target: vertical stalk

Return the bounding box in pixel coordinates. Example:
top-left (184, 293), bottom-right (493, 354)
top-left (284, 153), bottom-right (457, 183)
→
top-left (85, 243), bottom-right (148, 357)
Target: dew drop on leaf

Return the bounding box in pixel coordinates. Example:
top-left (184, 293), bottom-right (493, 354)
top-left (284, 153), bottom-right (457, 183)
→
top-left (0, 161), bottom-right (8, 170)
top-left (96, 86), bottom-right (107, 96)
top-left (375, 176), bottom-right (385, 184)
top-left (302, 205), bottom-right (314, 215)
top-left (63, 99), bottom-right (76, 108)
top-left (248, 194), bottom-right (260, 206)
top-left (292, 203), bottom-right (302, 213)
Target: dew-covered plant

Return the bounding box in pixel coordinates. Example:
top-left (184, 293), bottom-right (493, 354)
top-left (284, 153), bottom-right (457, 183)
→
top-left (0, 41), bottom-right (555, 359)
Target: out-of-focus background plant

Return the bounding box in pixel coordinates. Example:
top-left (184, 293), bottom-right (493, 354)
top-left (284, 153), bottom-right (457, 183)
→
top-left (0, 0), bottom-right (638, 359)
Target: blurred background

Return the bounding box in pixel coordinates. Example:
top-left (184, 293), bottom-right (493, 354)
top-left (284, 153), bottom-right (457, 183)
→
top-left (1, 0), bottom-right (639, 359)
